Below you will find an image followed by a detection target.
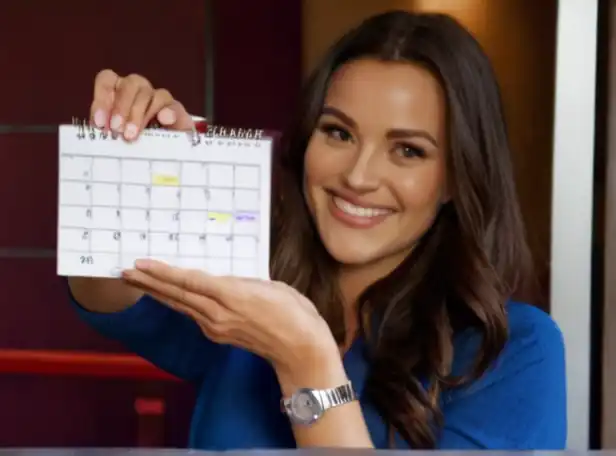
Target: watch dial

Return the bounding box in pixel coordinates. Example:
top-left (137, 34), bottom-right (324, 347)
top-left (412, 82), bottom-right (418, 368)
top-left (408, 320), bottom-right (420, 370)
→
top-left (291, 390), bottom-right (321, 422)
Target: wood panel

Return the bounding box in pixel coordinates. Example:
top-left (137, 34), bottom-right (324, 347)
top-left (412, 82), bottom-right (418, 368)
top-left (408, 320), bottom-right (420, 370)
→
top-left (0, 1), bottom-right (207, 124)
top-left (0, 134), bottom-right (58, 249)
top-left (212, 0), bottom-right (302, 130)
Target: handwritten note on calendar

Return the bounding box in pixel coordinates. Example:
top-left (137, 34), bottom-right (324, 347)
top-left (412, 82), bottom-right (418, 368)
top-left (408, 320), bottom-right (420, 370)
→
top-left (57, 124), bottom-right (272, 279)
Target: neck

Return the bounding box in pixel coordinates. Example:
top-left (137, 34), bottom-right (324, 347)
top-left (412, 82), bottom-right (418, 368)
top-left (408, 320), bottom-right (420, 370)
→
top-left (338, 249), bottom-right (411, 312)
top-left (335, 253), bottom-right (407, 351)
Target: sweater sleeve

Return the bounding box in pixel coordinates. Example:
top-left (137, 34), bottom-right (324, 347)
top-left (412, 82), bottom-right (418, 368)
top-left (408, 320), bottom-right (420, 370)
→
top-left (70, 288), bottom-right (228, 382)
top-left (435, 303), bottom-right (567, 450)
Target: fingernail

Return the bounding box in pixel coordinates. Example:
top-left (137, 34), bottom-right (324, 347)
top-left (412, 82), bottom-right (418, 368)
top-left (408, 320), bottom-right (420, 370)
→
top-left (110, 114), bottom-right (124, 131)
top-left (158, 108), bottom-right (176, 125)
top-left (121, 269), bottom-right (135, 280)
top-left (93, 109), bottom-right (107, 128)
top-left (134, 259), bottom-right (151, 269)
top-left (124, 123), bottom-right (139, 140)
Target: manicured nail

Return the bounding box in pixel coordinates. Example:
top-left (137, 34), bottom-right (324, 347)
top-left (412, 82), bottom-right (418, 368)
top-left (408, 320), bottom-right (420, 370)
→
top-left (158, 107), bottom-right (176, 125)
top-left (124, 123), bottom-right (138, 140)
top-left (134, 259), bottom-right (151, 269)
top-left (121, 269), bottom-right (135, 279)
top-left (93, 109), bottom-right (107, 128)
top-left (110, 114), bottom-right (124, 131)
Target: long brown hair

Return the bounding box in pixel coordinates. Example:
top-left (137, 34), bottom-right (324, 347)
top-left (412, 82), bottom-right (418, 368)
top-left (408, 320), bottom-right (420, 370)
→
top-left (270, 11), bottom-right (533, 448)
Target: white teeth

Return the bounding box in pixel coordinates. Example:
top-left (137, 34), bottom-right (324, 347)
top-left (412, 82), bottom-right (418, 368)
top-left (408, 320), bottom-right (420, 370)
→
top-left (333, 196), bottom-right (391, 218)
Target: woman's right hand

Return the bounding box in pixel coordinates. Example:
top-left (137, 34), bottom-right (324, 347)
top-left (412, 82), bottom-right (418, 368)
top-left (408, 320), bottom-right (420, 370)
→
top-left (90, 69), bottom-right (194, 141)
top-left (69, 69), bottom-right (196, 313)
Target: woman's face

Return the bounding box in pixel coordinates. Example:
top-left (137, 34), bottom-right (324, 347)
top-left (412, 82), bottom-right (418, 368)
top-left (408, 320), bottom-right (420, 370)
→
top-left (304, 58), bottom-right (448, 275)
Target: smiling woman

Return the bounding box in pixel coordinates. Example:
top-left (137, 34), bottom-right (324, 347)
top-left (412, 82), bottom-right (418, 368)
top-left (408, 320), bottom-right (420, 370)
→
top-left (304, 60), bottom-right (447, 275)
top-left (68, 10), bottom-right (566, 451)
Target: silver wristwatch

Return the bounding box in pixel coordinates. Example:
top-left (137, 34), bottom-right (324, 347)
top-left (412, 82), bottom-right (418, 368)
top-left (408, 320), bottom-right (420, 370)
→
top-left (281, 381), bottom-right (358, 425)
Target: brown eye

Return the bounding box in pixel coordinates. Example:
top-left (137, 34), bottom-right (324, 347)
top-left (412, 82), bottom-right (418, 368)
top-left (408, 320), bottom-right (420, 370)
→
top-left (395, 143), bottom-right (425, 159)
top-left (319, 124), bottom-right (353, 142)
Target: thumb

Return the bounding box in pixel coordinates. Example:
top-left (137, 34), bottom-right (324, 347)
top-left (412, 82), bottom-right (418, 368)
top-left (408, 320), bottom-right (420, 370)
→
top-left (156, 100), bottom-right (195, 132)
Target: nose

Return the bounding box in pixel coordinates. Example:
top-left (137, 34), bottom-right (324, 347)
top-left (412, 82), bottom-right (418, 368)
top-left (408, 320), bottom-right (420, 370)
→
top-left (341, 145), bottom-right (381, 192)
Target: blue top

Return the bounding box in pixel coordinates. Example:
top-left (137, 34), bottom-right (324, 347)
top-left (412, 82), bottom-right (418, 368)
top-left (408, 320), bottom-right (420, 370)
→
top-left (71, 294), bottom-right (567, 450)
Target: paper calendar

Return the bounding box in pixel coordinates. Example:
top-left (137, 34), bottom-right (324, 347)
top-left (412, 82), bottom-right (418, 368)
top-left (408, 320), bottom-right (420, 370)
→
top-left (57, 124), bottom-right (272, 279)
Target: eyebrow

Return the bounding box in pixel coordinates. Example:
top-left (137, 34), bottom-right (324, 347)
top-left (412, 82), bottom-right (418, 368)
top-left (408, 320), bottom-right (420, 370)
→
top-left (320, 105), bottom-right (439, 148)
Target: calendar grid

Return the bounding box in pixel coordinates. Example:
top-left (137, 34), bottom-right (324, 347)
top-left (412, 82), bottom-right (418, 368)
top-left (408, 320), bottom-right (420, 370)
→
top-left (117, 163), bottom-right (125, 271)
top-left (60, 152), bottom-right (261, 167)
top-left (87, 156), bottom-right (94, 254)
top-left (58, 226), bottom-right (263, 236)
top-left (230, 166), bottom-right (236, 275)
top-left (176, 156), bottom-right (184, 259)
top-left (59, 248), bottom-right (249, 259)
top-left (57, 125), bottom-right (272, 279)
top-left (62, 171), bottom-right (259, 189)
top-left (200, 162), bottom-right (211, 264)
top-left (146, 159), bottom-right (153, 265)
top-left (60, 204), bottom-right (258, 216)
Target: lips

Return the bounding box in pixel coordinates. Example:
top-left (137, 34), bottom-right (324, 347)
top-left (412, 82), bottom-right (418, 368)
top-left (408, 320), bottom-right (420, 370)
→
top-left (326, 192), bottom-right (396, 229)
top-left (332, 196), bottom-right (392, 218)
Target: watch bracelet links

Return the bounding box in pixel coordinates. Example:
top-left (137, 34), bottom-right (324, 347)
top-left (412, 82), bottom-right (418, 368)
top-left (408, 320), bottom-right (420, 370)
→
top-left (319, 382), bottom-right (357, 409)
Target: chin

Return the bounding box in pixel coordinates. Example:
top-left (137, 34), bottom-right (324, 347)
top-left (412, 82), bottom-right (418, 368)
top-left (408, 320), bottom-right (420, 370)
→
top-left (314, 213), bottom-right (418, 275)
top-left (327, 245), bottom-right (381, 266)
top-left (309, 197), bottom-right (418, 271)
top-left (319, 231), bottom-right (395, 267)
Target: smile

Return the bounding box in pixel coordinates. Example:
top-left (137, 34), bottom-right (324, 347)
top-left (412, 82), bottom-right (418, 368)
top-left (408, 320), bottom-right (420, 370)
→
top-left (328, 195), bottom-right (395, 229)
top-left (332, 196), bottom-right (392, 217)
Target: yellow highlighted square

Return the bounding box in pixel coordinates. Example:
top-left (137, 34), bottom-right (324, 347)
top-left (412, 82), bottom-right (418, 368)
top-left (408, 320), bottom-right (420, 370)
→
top-left (152, 174), bottom-right (180, 186)
top-left (207, 211), bottom-right (233, 222)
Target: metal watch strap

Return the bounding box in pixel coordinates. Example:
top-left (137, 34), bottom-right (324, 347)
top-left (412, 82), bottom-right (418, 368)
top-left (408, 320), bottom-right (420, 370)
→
top-left (318, 381), bottom-right (357, 409)
top-left (281, 380), bottom-right (358, 425)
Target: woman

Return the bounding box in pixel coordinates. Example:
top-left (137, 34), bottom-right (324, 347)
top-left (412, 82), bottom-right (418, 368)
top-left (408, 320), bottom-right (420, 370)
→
top-left (69, 10), bottom-right (566, 450)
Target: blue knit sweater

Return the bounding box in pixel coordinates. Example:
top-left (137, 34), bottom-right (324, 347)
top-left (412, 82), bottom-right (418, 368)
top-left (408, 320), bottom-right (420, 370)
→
top-left (72, 295), bottom-right (567, 450)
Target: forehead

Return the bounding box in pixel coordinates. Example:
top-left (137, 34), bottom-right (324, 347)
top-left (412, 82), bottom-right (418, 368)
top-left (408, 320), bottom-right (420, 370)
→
top-left (324, 59), bottom-right (446, 133)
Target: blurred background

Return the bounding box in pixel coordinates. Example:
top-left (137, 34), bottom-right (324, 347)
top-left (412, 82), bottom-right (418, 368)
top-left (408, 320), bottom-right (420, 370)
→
top-left (0, 0), bottom-right (609, 451)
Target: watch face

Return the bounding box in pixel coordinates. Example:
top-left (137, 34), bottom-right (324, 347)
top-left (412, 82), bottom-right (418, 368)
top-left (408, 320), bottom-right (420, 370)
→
top-left (290, 389), bottom-right (322, 423)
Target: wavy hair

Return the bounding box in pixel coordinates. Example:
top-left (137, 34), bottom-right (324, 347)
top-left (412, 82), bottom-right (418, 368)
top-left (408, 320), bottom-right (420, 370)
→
top-left (270, 10), bottom-right (533, 448)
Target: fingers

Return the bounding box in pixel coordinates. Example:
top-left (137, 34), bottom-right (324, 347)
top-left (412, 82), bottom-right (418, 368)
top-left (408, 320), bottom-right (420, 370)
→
top-left (125, 87), bottom-right (172, 140)
top-left (142, 89), bottom-right (174, 127)
top-left (152, 288), bottom-right (210, 324)
top-left (110, 74), bottom-right (152, 134)
top-left (132, 283), bottom-right (222, 338)
top-left (124, 88), bottom-right (156, 140)
top-left (122, 267), bottom-right (222, 318)
top-left (129, 259), bottom-right (229, 303)
top-left (90, 69), bottom-right (119, 129)
top-left (155, 100), bottom-right (194, 131)
top-left (89, 69), bottom-right (190, 142)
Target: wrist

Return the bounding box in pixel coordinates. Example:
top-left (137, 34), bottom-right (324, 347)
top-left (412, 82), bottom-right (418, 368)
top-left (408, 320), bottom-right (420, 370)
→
top-left (275, 332), bottom-right (347, 396)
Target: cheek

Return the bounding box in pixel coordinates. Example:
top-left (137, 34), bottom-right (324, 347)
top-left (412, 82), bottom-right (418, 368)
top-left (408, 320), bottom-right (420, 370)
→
top-left (302, 139), bottom-right (326, 214)
top-left (394, 164), bottom-right (447, 211)
top-left (303, 138), bottom-right (342, 196)
top-left (303, 141), bottom-right (319, 188)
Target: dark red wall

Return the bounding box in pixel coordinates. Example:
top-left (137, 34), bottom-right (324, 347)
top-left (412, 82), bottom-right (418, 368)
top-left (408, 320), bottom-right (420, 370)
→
top-left (0, 0), bottom-right (301, 447)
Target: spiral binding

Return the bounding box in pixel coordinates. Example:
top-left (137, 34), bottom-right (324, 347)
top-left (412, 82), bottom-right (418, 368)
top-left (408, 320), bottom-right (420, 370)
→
top-left (70, 117), bottom-right (265, 148)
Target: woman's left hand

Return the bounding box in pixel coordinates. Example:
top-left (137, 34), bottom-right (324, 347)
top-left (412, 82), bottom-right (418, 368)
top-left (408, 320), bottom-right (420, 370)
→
top-left (122, 259), bottom-right (339, 377)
